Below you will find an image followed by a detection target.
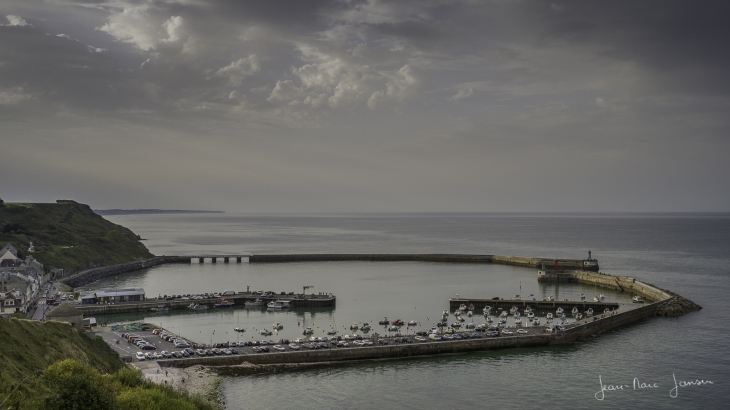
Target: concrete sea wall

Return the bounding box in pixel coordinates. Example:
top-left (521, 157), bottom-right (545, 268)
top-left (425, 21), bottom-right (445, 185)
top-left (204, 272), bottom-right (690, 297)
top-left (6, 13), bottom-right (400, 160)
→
top-left (61, 256), bottom-right (189, 288)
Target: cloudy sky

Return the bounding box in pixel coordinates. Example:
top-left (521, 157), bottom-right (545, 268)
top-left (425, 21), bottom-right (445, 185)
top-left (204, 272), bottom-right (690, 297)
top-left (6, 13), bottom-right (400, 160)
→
top-left (1, 0), bottom-right (728, 212)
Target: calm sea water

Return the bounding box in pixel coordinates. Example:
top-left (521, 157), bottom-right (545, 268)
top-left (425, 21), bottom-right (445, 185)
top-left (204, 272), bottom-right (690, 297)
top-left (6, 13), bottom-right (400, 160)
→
top-left (91, 213), bottom-right (729, 409)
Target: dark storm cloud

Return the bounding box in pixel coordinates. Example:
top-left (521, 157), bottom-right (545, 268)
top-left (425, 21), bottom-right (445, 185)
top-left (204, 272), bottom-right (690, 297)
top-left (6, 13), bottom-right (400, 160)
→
top-left (0, 0), bottom-right (729, 212)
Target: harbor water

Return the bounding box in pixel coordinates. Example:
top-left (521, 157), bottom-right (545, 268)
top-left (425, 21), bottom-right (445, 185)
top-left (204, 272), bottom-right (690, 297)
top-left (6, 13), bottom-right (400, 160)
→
top-left (92, 213), bottom-right (729, 409)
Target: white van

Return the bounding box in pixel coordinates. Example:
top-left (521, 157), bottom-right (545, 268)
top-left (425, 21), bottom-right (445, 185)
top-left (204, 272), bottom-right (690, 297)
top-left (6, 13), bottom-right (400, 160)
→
top-left (222, 290), bottom-right (236, 296)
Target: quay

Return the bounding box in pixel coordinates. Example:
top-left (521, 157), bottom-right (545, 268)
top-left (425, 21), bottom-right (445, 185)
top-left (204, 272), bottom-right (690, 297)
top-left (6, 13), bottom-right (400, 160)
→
top-left (75, 292), bottom-right (335, 315)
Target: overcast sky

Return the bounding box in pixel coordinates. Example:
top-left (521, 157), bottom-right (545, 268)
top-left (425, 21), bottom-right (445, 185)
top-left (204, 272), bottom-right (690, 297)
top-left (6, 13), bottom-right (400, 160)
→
top-left (1, 0), bottom-right (728, 212)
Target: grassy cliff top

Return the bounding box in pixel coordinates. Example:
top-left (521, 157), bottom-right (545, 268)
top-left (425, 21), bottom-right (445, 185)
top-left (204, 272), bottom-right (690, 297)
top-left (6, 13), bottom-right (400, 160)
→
top-left (0, 200), bottom-right (153, 271)
top-left (0, 318), bottom-right (219, 409)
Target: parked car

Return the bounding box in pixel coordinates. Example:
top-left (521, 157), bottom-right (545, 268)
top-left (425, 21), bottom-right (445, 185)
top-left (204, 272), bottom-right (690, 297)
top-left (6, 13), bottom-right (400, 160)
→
top-left (135, 352), bottom-right (146, 361)
top-left (288, 343), bottom-right (300, 350)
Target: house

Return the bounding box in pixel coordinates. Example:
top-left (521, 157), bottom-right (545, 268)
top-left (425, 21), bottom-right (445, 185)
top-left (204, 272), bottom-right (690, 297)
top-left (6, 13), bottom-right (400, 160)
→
top-left (1, 289), bottom-right (25, 314)
top-left (0, 244), bottom-right (20, 266)
top-left (89, 288), bottom-right (146, 304)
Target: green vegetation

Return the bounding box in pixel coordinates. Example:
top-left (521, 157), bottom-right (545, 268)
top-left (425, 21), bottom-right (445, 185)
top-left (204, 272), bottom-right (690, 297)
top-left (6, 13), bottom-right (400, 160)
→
top-left (0, 318), bottom-right (219, 409)
top-left (0, 200), bottom-right (153, 271)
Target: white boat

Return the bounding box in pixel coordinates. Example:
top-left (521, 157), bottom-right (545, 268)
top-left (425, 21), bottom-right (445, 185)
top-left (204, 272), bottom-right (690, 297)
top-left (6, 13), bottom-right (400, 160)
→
top-left (576, 313), bottom-right (583, 320)
top-left (500, 311), bottom-right (508, 318)
top-left (632, 295), bottom-right (644, 303)
top-left (546, 312), bottom-right (553, 319)
top-left (509, 306), bottom-right (517, 314)
top-left (514, 310), bottom-right (521, 318)
top-left (486, 315), bottom-right (493, 323)
top-left (457, 315), bottom-right (465, 322)
top-left (407, 320), bottom-right (418, 326)
top-left (556, 307), bottom-right (564, 314)
top-left (350, 323), bottom-right (359, 330)
top-left (302, 327), bottom-right (314, 335)
top-left (586, 308), bottom-right (594, 316)
top-left (361, 323), bottom-right (372, 331)
top-left (465, 322), bottom-right (475, 329)
top-left (593, 297), bottom-right (600, 302)
top-left (187, 303), bottom-right (208, 311)
top-left (466, 311), bottom-right (473, 317)
top-left (442, 309), bottom-right (449, 317)
top-left (388, 325), bottom-right (399, 332)
top-left (272, 322), bottom-right (283, 330)
top-left (244, 299), bottom-right (265, 307)
top-left (515, 318), bottom-right (522, 326)
top-left (571, 307), bottom-right (579, 314)
top-left (533, 318), bottom-right (540, 325)
top-left (527, 312), bottom-right (534, 319)
top-left (267, 300), bottom-right (291, 310)
top-left (234, 327), bottom-right (246, 332)
top-left (454, 310), bottom-right (461, 316)
top-left (379, 317), bottom-right (390, 325)
top-left (327, 329), bottom-right (337, 335)
top-left (459, 304), bottom-right (468, 311)
top-left (259, 329), bottom-right (272, 336)
top-left (482, 306), bottom-right (491, 315)
top-left (499, 317), bottom-right (507, 324)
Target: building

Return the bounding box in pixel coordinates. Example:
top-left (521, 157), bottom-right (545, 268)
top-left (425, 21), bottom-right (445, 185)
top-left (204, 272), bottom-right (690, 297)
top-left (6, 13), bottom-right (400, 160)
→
top-left (83, 288), bottom-right (146, 304)
top-left (1, 289), bottom-right (25, 314)
top-left (45, 302), bottom-right (83, 330)
top-left (0, 244), bottom-right (20, 266)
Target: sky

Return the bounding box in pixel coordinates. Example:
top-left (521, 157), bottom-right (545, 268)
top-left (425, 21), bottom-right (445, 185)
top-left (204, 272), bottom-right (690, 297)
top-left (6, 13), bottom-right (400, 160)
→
top-left (1, 0), bottom-right (728, 212)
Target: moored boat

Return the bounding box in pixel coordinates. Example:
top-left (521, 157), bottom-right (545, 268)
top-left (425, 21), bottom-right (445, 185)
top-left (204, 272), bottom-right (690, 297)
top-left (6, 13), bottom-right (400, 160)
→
top-left (214, 300), bottom-right (235, 308)
top-left (244, 298), bottom-right (265, 307)
top-left (267, 300), bottom-right (291, 310)
top-left (234, 327), bottom-right (246, 332)
top-left (187, 303), bottom-right (208, 311)
top-left (632, 295), bottom-right (644, 303)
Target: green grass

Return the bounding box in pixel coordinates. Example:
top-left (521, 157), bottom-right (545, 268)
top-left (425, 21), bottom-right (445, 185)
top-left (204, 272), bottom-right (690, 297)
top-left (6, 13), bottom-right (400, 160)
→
top-left (0, 318), bottom-right (219, 409)
top-left (0, 200), bottom-right (153, 272)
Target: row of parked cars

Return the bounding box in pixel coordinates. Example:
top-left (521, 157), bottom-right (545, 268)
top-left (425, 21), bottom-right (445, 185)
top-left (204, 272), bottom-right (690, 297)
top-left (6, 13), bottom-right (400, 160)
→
top-left (122, 333), bottom-right (158, 350)
top-left (136, 348), bottom-right (197, 361)
top-left (152, 329), bottom-right (193, 349)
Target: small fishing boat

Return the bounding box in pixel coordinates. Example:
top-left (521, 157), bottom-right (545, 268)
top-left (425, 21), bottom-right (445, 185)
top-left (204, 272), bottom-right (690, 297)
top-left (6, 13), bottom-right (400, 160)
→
top-left (407, 320), bottom-right (418, 326)
top-left (327, 329), bottom-right (337, 335)
top-left (244, 299), bottom-right (265, 307)
top-left (632, 295), bottom-right (644, 303)
top-left (302, 327), bottom-right (314, 335)
top-left (571, 307), bottom-right (579, 315)
top-left (379, 317), bottom-right (390, 325)
top-left (350, 323), bottom-right (359, 330)
top-left (500, 311), bottom-right (508, 318)
top-left (454, 310), bottom-right (461, 317)
top-left (234, 327), bottom-right (246, 332)
top-left (214, 300), bottom-right (235, 308)
top-left (486, 315), bottom-right (493, 323)
top-left (187, 303), bottom-right (208, 311)
top-left (468, 304), bottom-right (475, 311)
top-left (459, 304), bottom-right (468, 311)
top-left (556, 307), bottom-right (564, 314)
top-left (576, 313), bottom-right (583, 320)
top-left (593, 296), bottom-right (600, 302)
top-left (533, 318), bottom-right (540, 325)
top-left (514, 310), bottom-right (521, 318)
top-left (457, 315), bottom-right (465, 322)
top-left (272, 322), bottom-right (283, 330)
top-left (499, 317), bottom-right (507, 324)
top-left (259, 329), bottom-right (272, 336)
top-left (465, 322), bottom-right (475, 329)
top-left (515, 317), bottom-right (522, 326)
top-left (392, 319), bottom-right (405, 326)
top-left (451, 322), bottom-right (462, 328)
top-left (388, 325), bottom-right (399, 332)
top-left (361, 323), bottom-right (372, 331)
top-left (527, 312), bottom-right (535, 319)
top-left (586, 308), bottom-right (594, 316)
top-left (546, 312), bottom-right (554, 320)
top-left (150, 305), bottom-right (169, 312)
top-left (466, 311), bottom-right (473, 317)
top-left (267, 300), bottom-right (291, 310)
top-left (482, 306), bottom-right (491, 315)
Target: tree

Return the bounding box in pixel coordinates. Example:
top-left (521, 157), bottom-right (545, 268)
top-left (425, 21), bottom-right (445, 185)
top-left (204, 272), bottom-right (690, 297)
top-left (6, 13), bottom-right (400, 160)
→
top-left (42, 359), bottom-right (118, 410)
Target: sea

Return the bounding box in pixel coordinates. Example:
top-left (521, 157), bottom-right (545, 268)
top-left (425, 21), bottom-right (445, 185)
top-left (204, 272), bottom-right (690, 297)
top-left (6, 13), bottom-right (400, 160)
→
top-left (81, 213), bottom-right (730, 409)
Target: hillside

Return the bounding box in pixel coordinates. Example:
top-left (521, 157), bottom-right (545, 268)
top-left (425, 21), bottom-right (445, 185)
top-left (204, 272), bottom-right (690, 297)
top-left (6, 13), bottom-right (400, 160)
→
top-left (0, 200), bottom-right (153, 272)
top-left (0, 318), bottom-right (218, 409)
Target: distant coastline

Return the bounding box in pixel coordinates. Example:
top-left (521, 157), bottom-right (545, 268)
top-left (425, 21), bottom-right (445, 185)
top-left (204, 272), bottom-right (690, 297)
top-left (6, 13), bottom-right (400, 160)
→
top-left (93, 209), bottom-right (224, 215)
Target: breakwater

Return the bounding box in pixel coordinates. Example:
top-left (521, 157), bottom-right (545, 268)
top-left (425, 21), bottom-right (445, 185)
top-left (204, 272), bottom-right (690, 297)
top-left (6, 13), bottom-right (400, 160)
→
top-left (248, 254), bottom-right (599, 271)
top-left (155, 270), bottom-right (699, 368)
top-left (61, 256), bottom-right (190, 288)
top-left (61, 253), bottom-right (599, 290)
top-left (538, 270), bottom-right (701, 316)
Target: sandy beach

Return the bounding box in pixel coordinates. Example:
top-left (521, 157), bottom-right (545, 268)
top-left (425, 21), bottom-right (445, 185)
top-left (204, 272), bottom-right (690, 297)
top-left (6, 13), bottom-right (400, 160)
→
top-left (133, 361), bottom-right (222, 404)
